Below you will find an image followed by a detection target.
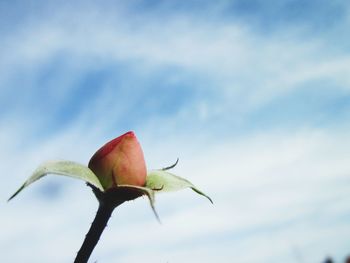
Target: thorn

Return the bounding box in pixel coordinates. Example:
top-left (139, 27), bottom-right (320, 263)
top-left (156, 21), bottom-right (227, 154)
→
top-left (162, 158), bottom-right (179, 171)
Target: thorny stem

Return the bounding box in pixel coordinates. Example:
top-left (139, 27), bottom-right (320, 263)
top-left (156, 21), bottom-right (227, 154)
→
top-left (74, 202), bottom-right (115, 263)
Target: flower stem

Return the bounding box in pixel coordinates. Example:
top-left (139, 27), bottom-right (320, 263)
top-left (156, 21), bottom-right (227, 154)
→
top-left (74, 202), bottom-right (115, 263)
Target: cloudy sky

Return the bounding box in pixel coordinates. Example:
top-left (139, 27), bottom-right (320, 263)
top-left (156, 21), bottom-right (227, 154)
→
top-left (1, 0), bottom-right (350, 262)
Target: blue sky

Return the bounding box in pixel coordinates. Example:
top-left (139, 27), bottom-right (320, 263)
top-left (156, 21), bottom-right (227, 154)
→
top-left (1, 1), bottom-right (350, 262)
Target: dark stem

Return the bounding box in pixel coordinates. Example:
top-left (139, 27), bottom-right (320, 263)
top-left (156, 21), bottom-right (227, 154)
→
top-left (74, 202), bottom-right (114, 263)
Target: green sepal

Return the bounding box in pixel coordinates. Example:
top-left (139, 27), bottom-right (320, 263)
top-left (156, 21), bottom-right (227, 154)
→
top-left (146, 170), bottom-right (213, 204)
top-left (118, 185), bottom-right (160, 223)
top-left (8, 160), bottom-right (104, 201)
top-left (89, 183), bottom-right (160, 223)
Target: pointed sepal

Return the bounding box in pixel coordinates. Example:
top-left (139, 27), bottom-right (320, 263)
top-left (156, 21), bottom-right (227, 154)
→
top-left (89, 183), bottom-right (160, 223)
top-left (118, 185), bottom-right (160, 223)
top-left (8, 160), bottom-right (104, 201)
top-left (146, 170), bottom-right (213, 204)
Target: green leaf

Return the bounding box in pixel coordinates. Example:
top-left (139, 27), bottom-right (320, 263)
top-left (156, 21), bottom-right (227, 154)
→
top-left (8, 160), bottom-right (104, 201)
top-left (146, 170), bottom-right (213, 204)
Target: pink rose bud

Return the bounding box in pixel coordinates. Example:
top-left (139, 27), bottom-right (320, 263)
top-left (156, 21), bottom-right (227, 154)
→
top-left (88, 131), bottom-right (147, 190)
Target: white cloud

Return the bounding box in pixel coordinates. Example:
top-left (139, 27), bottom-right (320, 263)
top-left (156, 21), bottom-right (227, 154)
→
top-left (3, 3), bottom-right (350, 113)
top-left (2, 125), bottom-right (350, 262)
top-left (1, 2), bottom-right (350, 263)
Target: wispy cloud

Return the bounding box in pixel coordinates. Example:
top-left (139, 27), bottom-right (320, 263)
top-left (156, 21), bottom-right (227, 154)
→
top-left (2, 1), bottom-right (350, 135)
top-left (1, 1), bottom-right (350, 262)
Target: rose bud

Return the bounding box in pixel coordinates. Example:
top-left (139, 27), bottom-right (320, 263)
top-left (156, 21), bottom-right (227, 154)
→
top-left (88, 131), bottom-right (147, 190)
